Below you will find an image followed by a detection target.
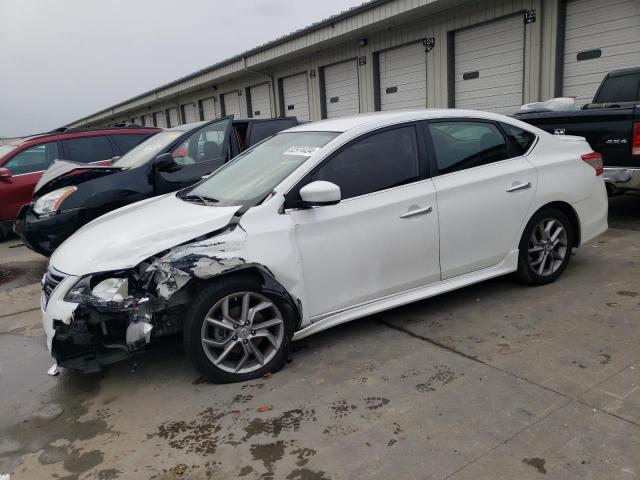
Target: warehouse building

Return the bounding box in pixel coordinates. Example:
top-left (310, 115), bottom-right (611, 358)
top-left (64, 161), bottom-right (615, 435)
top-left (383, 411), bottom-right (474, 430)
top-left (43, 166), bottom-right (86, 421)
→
top-left (65, 0), bottom-right (640, 128)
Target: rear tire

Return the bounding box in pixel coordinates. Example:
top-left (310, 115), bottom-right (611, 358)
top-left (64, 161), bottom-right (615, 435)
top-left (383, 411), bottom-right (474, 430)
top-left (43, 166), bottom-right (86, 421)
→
top-left (183, 274), bottom-right (295, 383)
top-left (516, 208), bottom-right (574, 286)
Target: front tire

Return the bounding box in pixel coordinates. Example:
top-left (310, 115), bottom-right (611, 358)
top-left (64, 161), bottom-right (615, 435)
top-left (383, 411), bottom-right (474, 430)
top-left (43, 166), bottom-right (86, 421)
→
top-left (183, 274), bottom-right (295, 383)
top-left (516, 208), bottom-right (574, 286)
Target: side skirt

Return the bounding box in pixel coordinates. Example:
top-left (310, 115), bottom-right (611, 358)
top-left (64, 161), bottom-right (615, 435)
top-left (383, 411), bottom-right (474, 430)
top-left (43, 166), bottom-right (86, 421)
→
top-left (292, 250), bottom-right (519, 341)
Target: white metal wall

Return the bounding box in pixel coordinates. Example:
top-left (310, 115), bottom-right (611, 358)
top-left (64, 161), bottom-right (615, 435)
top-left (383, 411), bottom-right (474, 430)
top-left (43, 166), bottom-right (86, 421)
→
top-left (249, 83), bottom-right (272, 118)
top-left (282, 73), bottom-right (310, 121)
top-left (379, 42), bottom-right (427, 111)
top-left (323, 60), bottom-right (360, 118)
top-left (563, 0), bottom-right (640, 106)
top-left (223, 91), bottom-right (242, 117)
top-left (454, 14), bottom-right (525, 114)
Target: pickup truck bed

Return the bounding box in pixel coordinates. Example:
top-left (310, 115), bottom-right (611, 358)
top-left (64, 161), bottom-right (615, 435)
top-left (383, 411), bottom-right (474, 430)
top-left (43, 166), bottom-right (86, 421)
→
top-left (515, 68), bottom-right (640, 194)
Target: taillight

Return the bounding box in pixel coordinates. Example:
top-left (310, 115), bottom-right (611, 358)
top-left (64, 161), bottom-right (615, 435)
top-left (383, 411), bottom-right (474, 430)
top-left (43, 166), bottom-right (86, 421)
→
top-left (582, 152), bottom-right (603, 176)
top-left (632, 122), bottom-right (640, 156)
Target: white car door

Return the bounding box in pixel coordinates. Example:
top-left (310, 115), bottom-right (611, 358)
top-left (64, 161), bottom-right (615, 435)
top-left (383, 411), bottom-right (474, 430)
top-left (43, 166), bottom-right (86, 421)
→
top-left (428, 120), bottom-right (538, 279)
top-left (287, 125), bottom-right (440, 318)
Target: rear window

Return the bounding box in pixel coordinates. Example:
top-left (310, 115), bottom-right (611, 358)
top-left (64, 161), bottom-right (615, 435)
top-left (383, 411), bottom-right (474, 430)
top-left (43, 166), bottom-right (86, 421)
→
top-left (110, 134), bottom-right (151, 154)
top-left (64, 136), bottom-right (114, 163)
top-left (596, 74), bottom-right (640, 103)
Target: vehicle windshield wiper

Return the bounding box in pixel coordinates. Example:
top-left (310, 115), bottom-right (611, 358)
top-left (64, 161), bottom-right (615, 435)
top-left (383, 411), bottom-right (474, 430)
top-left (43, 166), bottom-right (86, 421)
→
top-left (180, 194), bottom-right (219, 206)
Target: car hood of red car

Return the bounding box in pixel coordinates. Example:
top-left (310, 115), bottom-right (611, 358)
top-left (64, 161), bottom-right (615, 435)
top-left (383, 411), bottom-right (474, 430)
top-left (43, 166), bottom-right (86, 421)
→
top-left (34, 159), bottom-right (122, 196)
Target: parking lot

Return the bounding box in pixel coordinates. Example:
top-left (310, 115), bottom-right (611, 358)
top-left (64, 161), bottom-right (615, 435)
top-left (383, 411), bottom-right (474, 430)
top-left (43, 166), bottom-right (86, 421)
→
top-left (0, 195), bottom-right (638, 480)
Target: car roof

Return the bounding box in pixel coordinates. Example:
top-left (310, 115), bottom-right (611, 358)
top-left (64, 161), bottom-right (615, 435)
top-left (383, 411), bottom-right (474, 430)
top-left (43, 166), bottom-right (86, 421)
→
top-left (286, 109), bottom-right (521, 133)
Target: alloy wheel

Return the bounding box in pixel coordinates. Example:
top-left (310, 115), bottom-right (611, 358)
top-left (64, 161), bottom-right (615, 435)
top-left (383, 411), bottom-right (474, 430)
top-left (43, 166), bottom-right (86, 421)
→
top-left (200, 291), bottom-right (284, 374)
top-left (527, 218), bottom-right (568, 277)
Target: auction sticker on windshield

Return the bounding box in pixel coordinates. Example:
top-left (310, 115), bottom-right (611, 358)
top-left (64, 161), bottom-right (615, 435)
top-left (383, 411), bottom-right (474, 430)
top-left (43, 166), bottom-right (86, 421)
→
top-left (283, 146), bottom-right (321, 156)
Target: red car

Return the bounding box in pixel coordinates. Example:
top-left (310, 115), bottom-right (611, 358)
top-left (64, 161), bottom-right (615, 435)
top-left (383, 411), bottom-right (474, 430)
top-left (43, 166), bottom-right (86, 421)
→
top-left (0, 126), bottom-right (159, 238)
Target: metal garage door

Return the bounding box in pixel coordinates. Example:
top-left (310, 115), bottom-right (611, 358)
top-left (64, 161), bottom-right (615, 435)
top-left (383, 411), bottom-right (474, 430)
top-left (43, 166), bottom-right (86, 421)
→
top-left (181, 103), bottom-right (197, 124)
top-left (142, 114), bottom-right (153, 127)
top-left (154, 111), bottom-right (166, 128)
top-left (249, 83), bottom-right (272, 118)
top-left (222, 91), bottom-right (242, 117)
top-left (379, 42), bottom-right (427, 111)
top-left (454, 15), bottom-right (525, 114)
top-left (200, 97), bottom-right (217, 120)
top-left (563, 0), bottom-right (640, 107)
top-left (282, 73), bottom-right (309, 121)
top-left (167, 107), bottom-right (179, 127)
top-left (323, 60), bottom-right (359, 119)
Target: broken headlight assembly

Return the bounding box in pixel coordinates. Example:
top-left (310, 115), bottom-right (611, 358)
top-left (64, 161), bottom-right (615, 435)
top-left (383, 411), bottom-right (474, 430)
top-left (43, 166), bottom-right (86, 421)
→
top-left (33, 186), bottom-right (77, 217)
top-left (63, 272), bottom-right (141, 308)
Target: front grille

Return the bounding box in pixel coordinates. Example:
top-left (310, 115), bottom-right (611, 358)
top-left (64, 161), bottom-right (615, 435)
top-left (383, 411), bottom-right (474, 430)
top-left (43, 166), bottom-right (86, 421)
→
top-left (43, 266), bottom-right (67, 306)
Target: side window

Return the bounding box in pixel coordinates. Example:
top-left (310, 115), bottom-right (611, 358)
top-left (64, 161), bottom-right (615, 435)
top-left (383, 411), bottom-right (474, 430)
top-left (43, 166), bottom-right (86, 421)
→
top-left (310, 126), bottom-right (421, 200)
top-left (64, 136), bottom-right (114, 163)
top-left (428, 121), bottom-right (508, 175)
top-left (501, 123), bottom-right (536, 156)
top-left (4, 142), bottom-right (59, 175)
top-left (110, 134), bottom-right (150, 154)
top-left (172, 119), bottom-right (231, 167)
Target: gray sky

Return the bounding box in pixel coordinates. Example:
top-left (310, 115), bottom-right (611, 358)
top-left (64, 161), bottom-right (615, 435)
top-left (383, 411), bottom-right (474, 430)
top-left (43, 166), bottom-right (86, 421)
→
top-left (0, 0), bottom-right (365, 138)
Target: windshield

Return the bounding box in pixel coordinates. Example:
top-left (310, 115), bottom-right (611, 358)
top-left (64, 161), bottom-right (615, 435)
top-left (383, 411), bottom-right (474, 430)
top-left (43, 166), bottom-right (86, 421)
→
top-left (182, 131), bottom-right (339, 206)
top-left (0, 144), bottom-right (17, 160)
top-left (113, 130), bottom-right (186, 169)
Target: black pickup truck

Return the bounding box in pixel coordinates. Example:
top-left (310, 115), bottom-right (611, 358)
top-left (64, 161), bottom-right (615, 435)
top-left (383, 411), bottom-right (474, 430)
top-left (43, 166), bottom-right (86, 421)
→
top-left (515, 68), bottom-right (640, 196)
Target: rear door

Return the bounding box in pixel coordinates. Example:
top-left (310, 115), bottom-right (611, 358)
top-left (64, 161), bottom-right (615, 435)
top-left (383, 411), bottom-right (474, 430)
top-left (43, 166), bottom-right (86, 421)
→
top-left (154, 118), bottom-right (233, 194)
top-left (427, 120), bottom-right (537, 278)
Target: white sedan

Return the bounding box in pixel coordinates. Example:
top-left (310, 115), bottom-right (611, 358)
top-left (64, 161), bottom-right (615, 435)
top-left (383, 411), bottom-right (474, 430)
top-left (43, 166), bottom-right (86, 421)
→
top-left (42, 110), bottom-right (607, 382)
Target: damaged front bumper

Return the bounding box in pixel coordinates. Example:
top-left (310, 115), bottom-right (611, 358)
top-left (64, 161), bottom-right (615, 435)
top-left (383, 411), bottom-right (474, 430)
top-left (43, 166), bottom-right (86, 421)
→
top-left (42, 268), bottom-right (159, 373)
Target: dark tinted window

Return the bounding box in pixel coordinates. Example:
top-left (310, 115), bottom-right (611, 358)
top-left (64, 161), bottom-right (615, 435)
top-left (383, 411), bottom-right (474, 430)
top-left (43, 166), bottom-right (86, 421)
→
top-left (65, 136), bottom-right (114, 163)
top-left (310, 126), bottom-right (420, 200)
top-left (596, 74), bottom-right (640, 103)
top-left (246, 119), bottom-right (298, 146)
top-left (110, 134), bottom-right (150, 154)
top-left (5, 142), bottom-right (59, 175)
top-left (501, 123), bottom-right (536, 156)
top-left (428, 121), bottom-right (508, 174)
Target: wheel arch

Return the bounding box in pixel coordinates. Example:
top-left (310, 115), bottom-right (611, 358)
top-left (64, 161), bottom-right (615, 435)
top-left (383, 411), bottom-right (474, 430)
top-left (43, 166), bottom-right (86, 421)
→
top-left (529, 201), bottom-right (581, 247)
top-left (187, 264), bottom-right (303, 330)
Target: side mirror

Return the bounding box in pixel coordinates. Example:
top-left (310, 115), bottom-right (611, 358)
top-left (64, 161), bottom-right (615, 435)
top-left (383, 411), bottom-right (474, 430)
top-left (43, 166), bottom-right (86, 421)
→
top-left (299, 181), bottom-right (341, 207)
top-left (154, 153), bottom-right (179, 172)
top-left (0, 167), bottom-right (12, 181)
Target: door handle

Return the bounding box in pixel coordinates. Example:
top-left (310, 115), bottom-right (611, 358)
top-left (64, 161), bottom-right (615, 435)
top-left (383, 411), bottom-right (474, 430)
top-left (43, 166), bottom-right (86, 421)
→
top-left (400, 206), bottom-right (432, 219)
top-left (506, 181), bottom-right (532, 193)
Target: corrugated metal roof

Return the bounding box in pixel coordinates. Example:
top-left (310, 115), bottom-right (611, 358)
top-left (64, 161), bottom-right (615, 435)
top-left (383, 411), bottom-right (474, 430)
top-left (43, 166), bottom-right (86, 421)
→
top-left (66, 0), bottom-right (396, 126)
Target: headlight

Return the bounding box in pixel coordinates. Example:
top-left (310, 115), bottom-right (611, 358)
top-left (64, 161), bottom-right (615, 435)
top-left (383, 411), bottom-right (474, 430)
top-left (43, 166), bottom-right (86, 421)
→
top-left (33, 186), bottom-right (77, 216)
top-left (64, 274), bottom-right (133, 307)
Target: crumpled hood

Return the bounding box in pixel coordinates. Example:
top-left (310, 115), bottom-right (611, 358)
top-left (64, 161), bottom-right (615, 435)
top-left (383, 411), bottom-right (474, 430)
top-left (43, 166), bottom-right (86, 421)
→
top-left (50, 193), bottom-right (242, 275)
top-left (34, 159), bottom-right (120, 195)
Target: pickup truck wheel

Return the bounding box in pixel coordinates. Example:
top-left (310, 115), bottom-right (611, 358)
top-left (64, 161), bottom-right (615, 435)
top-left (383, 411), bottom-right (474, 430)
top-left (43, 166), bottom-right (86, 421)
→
top-left (183, 275), bottom-right (294, 383)
top-left (516, 208), bottom-right (573, 286)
